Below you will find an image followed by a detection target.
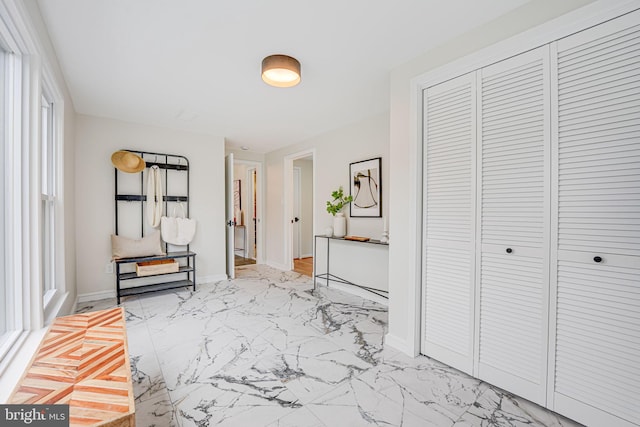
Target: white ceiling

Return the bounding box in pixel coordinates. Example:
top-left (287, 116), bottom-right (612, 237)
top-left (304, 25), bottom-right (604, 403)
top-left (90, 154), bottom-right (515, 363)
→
top-left (37, 0), bottom-right (530, 153)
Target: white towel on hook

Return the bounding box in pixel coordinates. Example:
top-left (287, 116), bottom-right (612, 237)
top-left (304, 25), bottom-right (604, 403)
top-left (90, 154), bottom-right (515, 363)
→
top-left (147, 165), bottom-right (163, 228)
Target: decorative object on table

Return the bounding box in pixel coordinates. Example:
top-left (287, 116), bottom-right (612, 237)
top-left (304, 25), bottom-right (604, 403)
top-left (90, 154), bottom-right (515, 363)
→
top-left (344, 235), bottom-right (370, 242)
top-left (160, 202), bottom-right (197, 245)
top-left (111, 230), bottom-right (165, 259)
top-left (111, 150), bottom-right (146, 173)
top-left (326, 186), bottom-right (353, 238)
top-left (380, 216), bottom-right (389, 243)
top-left (136, 258), bottom-right (179, 276)
top-left (147, 165), bottom-right (163, 227)
top-left (350, 157), bottom-right (381, 217)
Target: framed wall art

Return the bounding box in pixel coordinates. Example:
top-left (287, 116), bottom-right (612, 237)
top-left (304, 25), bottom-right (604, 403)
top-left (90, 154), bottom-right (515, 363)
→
top-left (349, 157), bottom-right (381, 217)
top-left (233, 179), bottom-right (241, 211)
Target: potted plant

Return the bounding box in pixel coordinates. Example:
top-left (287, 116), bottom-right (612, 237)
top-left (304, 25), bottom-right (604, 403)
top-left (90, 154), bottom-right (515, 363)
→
top-left (326, 186), bottom-right (352, 237)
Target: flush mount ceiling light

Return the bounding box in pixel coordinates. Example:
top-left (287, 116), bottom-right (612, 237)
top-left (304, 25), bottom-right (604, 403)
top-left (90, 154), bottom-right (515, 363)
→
top-left (261, 54), bottom-right (301, 87)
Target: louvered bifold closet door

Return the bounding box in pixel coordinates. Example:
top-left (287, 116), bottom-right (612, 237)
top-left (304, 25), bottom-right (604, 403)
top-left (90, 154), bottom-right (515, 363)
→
top-left (422, 72), bottom-right (476, 375)
top-left (476, 46), bottom-right (550, 405)
top-left (551, 10), bottom-right (640, 427)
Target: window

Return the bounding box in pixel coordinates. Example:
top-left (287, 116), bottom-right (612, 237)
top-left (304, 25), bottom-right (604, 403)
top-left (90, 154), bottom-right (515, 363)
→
top-left (0, 47), bottom-right (6, 343)
top-left (0, 40), bottom-right (23, 362)
top-left (40, 94), bottom-right (56, 308)
top-left (0, 0), bottom-right (67, 376)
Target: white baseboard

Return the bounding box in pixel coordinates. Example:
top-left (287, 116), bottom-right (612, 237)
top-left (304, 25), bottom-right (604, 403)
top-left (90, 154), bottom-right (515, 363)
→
top-left (385, 333), bottom-right (419, 357)
top-left (300, 252), bottom-right (313, 259)
top-left (76, 289), bottom-right (116, 303)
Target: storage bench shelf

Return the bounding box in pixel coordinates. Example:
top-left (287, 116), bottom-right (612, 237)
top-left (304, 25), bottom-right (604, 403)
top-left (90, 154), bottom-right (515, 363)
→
top-left (115, 251), bottom-right (196, 303)
top-left (119, 279), bottom-right (194, 297)
top-left (114, 150), bottom-right (197, 304)
top-left (120, 265), bottom-right (194, 280)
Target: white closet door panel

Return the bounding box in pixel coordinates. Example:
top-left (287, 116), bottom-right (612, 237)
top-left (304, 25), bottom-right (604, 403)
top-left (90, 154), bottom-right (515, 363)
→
top-left (557, 14), bottom-right (640, 258)
top-left (477, 46), bottom-right (550, 405)
top-left (555, 259), bottom-right (640, 426)
top-left (551, 10), bottom-right (640, 427)
top-left (478, 252), bottom-right (545, 391)
top-left (480, 48), bottom-right (549, 250)
top-left (422, 73), bottom-right (476, 374)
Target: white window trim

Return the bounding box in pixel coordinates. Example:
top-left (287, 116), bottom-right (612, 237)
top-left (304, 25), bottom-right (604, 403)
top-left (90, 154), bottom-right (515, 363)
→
top-left (0, 0), bottom-right (68, 389)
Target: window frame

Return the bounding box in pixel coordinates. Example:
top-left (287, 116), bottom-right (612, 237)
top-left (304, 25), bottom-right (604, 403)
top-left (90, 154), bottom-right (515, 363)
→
top-left (0, 0), bottom-right (67, 376)
top-left (0, 30), bottom-right (26, 367)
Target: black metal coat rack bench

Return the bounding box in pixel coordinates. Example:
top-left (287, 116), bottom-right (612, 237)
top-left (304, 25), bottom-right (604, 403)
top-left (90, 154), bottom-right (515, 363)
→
top-left (114, 150), bottom-right (196, 304)
top-left (313, 235), bottom-right (389, 299)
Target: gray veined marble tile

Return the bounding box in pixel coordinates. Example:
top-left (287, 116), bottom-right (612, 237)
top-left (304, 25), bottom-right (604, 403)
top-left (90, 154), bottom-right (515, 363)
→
top-left (454, 387), bottom-right (584, 427)
top-left (134, 390), bottom-right (180, 427)
top-left (245, 312), bottom-right (326, 352)
top-left (267, 407), bottom-right (326, 427)
top-left (127, 323), bottom-right (167, 403)
top-left (323, 317), bottom-right (387, 367)
top-left (236, 264), bottom-right (314, 286)
top-left (73, 265), bottom-right (582, 427)
top-left (146, 312), bottom-right (228, 352)
top-left (306, 376), bottom-right (430, 427)
top-left (252, 336), bottom-right (374, 404)
top-left (358, 350), bottom-right (487, 424)
top-left (158, 326), bottom-right (283, 396)
top-left (174, 370), bottom-right (301, 427)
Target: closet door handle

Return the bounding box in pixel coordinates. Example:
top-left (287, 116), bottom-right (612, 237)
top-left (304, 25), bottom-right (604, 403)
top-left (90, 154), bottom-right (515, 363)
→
top-left (506, 248), bottom-right (513, 254)
top-left (594, 256), bottom-right (602, 263)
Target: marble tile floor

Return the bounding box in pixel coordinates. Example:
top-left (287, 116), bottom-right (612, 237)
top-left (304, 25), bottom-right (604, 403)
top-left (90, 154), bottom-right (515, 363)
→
top-left (76, 265), bottom-right (582, 427)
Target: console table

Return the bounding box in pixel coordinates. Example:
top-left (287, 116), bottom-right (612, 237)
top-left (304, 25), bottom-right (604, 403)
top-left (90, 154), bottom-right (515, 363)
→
top-left (313, 235), bottom-right (389, 298)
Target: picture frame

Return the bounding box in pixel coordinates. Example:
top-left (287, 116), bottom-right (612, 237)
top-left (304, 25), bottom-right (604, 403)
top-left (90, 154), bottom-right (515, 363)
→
top-left (349, 157), bottom-right (381, 217)
top-left (233, 179), bottom-right (241, 211)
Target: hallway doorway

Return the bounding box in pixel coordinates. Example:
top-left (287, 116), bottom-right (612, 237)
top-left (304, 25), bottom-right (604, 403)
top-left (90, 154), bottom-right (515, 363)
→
top-left (284, 149), bottom-right (315, 273)
top-left (232, 159), bottom-right (263, 270)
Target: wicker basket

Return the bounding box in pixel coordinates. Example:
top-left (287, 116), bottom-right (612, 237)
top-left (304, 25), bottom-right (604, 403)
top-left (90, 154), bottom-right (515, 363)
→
top-left (136, 259), bottom-right (179, 276)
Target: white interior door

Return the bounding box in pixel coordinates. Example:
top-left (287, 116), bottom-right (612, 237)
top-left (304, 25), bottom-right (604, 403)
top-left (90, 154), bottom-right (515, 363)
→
top-left (421, 72), bottom-right (477, 375)
top-left (476, 46), bottom-right (550, 405)
top-left (225, 153), bottom-right (235, 279)
top-left (551, 11), bottom-right (640, 426)
top-left (293, 167), bottom-right (301, 259)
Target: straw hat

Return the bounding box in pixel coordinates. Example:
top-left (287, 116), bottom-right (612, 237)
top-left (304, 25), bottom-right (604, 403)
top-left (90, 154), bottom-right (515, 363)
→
top-left (111, 150), bottom-right (146, 173)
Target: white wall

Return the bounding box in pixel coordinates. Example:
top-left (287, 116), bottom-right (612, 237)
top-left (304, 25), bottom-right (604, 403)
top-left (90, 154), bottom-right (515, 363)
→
top-left (293, 158), bottom-right (313, 257)
top-left (75, 115), bottom-right (226, 300)
top-left (264, 113), bottom-right (389, 270)
top-left (386, 0), bottom-right (597, 355)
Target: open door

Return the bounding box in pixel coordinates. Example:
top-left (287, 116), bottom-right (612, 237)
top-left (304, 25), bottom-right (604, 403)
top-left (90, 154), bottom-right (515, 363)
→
top-left (225, 153), bottom-right (235, 279)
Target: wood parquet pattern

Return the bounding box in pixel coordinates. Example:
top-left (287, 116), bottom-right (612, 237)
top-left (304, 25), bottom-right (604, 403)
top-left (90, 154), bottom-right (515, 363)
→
top-left (10, 307), bottom-right (135, 427)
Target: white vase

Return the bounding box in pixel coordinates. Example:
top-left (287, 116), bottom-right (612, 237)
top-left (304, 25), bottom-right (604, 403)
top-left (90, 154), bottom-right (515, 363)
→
top-left (333, 212), bottom-right (346, 237)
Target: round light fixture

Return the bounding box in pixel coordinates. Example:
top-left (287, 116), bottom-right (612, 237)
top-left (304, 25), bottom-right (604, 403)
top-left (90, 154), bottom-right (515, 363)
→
top-left (261, 54), bottom-right (301, 87)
